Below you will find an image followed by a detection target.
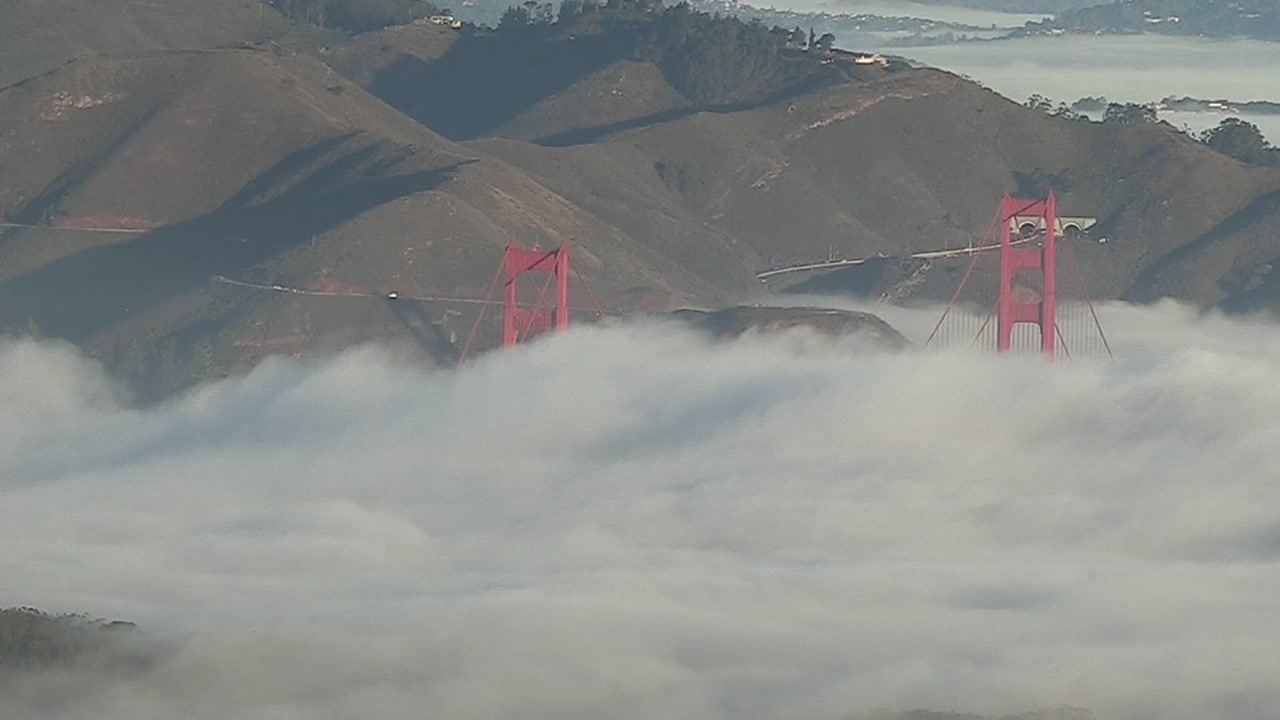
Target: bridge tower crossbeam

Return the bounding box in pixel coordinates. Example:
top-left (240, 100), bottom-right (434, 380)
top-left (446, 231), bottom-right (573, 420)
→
top-left (501, 243), bottom-right (570, 348)
top-left (459, 242), bottom-right (604, 361)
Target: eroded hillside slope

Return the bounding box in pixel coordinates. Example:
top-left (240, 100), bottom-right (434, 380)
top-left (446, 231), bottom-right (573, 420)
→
top-left (0, 48), bottom-right (732, 395)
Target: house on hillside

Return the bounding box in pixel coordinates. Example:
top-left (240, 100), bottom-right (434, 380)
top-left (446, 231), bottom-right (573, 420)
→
top-left (416, 14), bottom-right (463, 28)
top-left (829, 49), bottom-right (889, 67)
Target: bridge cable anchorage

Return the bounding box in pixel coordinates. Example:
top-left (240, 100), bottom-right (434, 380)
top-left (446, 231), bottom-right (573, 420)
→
top-left (459, 242), bottom-right (606, 362)
top-left (925, 191), bottom-right (1110, 358)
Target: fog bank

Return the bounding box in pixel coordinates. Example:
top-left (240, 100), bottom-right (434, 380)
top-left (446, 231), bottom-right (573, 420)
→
top-left (3, 301), bottom-right (1280, 719)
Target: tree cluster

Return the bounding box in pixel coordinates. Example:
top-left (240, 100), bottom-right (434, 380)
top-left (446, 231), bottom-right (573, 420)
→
top-left (498, 0), bottom-right (661, 32)
top-left (497, 0), bottom-right (555, 34)
top-left (1024, 95), bottom-right (1159, 124)
top-left (1024, 94), bottom-right (1279, 166)
top-left (1025, 94), bottom-right (1083, 120)
top-left (275, 0), bottom-right (442, 32)
top-left (633, 4), bottom-right (799, 104)
top-left (1102, 102), bottom-right (1158, 125)
top-left (1199, 118), bottom-right (1279, 167)
top-left (490, 0), bottom-right (835, 104)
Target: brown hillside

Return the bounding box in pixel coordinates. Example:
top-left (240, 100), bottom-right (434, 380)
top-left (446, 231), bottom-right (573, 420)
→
top-left (354, 29), bottom-right (650, 140)
top-left (0, 49), bottom-right (727, 396)
top-left (0, 0), bottom-right (288, 87)
top-left (323, 22), bottom-right (463, 87)
top-left (495, 60), bottom-right (691, 142)
top-left (3, 10), bottom-right (1280, 395)
top-left (475, 63), bottom-right (1280, 308)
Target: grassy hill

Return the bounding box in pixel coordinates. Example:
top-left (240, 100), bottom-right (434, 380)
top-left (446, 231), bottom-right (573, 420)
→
top-left (2, 1), bottom-right (1280, 394)
top-left (474, 64), bottom-right (1280, 306)
top-left (0, 0), bottom-right (289, 88)
top-left (0, 46), bottom-right (733, 395)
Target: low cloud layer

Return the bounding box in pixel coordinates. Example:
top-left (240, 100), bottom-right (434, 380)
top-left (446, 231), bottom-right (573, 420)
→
top-left (881, 35), bottom-right (1280, 136)
top-left (757, 0), bottom-right (1048, 27)
top-left (2, 300), bottom-right (1279, 720)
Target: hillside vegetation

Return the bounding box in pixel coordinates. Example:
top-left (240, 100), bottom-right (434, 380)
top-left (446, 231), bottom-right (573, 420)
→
top-left (356, 0), bottom-right (857, 140)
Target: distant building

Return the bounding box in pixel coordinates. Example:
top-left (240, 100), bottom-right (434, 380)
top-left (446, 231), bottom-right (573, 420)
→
top-left (418, 14), bottom-right (463, 28)
top-left (829, 49), bottom-right (889, 67)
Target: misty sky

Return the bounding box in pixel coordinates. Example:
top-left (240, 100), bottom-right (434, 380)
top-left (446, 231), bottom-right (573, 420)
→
top-left (755, 0), bottom-right (1048, 26)
top-left (3, 300), bottom-right (1280, 720)
top-left (874, 35), bottom-right (1280, 136)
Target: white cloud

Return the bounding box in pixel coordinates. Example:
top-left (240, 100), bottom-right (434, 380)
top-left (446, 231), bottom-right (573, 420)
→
top-left (2, 302), bottom-right (1280, 720)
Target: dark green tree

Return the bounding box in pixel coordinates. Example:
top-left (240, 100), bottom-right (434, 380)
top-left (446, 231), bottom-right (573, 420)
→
top-left (1051, 102), bottom-right (1081, 120)
top-left (1025, 94), bottom-right (1053, 112)
top-left (497, 3), bottom-right (531, 32)
top-left (1103, 102), bottom-right (1157, 125)
top-left (1200, 118), bottom-right (1277, 166)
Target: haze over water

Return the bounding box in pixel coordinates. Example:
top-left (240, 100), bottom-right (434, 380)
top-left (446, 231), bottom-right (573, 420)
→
top-left (844, 27), bottom-right (1280, 142)
top-left (758, 0), bottom-right (1048, 26)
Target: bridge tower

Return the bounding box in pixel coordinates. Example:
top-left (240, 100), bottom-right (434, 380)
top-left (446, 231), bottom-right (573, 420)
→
top-left (926, 191), bottom-right (1110, 358)
top-left (997, 192), bottom-right (1057, 357)
top-left (460, 242), bottom-right (603, 360)
top-left (500, 243), bottom-right (570, 348)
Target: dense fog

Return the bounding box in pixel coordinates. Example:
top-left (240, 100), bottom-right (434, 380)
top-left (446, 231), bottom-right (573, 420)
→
top-left (2, 301), bottom-right (1279, 720)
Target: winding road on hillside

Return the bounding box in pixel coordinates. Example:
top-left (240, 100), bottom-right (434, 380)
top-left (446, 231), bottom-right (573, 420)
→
top-left (756, 238), bottom-right (1035, 280)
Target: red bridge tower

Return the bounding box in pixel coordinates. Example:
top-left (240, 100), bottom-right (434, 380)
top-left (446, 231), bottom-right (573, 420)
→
top-left (927, 191), bottom-right (1110, 358)
top-left (997, 192), bottom-right (1058, 356)
top-left (461, 242), bottom-right (603, 360)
